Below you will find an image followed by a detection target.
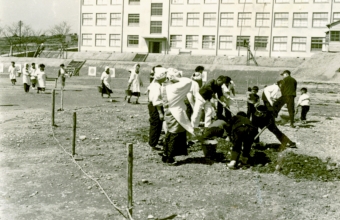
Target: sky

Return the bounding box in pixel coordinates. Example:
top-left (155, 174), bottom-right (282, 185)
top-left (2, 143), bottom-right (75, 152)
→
top-left (0, 0), bottom-right (79, 34)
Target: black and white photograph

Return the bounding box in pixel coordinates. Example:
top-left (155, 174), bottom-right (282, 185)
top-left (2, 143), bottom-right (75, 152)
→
top-left (1, 0), bottom-right (340, 219)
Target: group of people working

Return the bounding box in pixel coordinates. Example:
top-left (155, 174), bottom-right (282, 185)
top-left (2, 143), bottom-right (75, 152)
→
top-left (8, 61), bottom-right (69, 93)
top-left (146, 66), bottom-right (307, 169)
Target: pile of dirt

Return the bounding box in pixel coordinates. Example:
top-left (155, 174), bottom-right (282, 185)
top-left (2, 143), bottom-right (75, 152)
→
top-left (252, 149), bottom-right (340, 182)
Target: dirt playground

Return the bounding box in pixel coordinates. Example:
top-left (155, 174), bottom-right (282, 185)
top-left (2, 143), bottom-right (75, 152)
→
top-left (1, 71), bottom-right (340, 220)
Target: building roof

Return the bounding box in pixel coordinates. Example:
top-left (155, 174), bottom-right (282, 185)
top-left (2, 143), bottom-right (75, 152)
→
top-left (326, 20), bottom-right (340, 29)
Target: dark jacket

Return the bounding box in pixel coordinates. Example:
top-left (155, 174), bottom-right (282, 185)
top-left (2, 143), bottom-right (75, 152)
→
top-left (281, 76), bottom-right (297, 97)
top-left (225, 115), bottom-right (254, 134)
top-left (199, 79), bottom-right (222, 100)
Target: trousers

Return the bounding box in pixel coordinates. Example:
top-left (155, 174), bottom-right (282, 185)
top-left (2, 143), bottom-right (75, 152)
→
top-left (148, 103), bottom-right (163, 148)
top-left (191, 99), bottom-right (214, 127)
top-left (273, 95), bottom-right (295, 125)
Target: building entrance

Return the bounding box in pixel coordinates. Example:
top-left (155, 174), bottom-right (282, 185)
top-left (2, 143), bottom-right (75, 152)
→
top-left (149, 41), bottom-right (161, 53)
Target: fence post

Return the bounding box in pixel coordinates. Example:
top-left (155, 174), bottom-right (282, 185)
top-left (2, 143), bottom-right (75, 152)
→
top-left (72, 112), bottom-right (76, 156)
top-left (51, 89), bottom-right (55, 126)
top-left (127, 143), bottom-right (133, 216)
top-left (61, 88), bottom-right (64, 111)
top-left (55, 79), bottom-right (58, 88)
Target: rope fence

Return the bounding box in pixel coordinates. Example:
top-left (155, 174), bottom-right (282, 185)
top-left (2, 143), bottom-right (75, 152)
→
top-left (49, 88), bottom-right (133, 220)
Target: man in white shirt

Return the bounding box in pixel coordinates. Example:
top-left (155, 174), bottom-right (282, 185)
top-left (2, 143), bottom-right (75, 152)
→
top-left (8, 61), bottom-right (18, 85)
top-left (217, 77), bottom-right (236, 121)
top-left (262, 80), bottom-right (282, 112)
top-left (147, 69), bottom-right (167, 151)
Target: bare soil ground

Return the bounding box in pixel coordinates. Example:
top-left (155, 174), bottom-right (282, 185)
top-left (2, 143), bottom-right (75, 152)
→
top-left (1, 73), bottom-right (340, 220)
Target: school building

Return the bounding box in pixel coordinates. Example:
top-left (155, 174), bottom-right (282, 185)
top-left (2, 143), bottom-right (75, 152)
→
top-left (79, 0), bottom-right (340, 57)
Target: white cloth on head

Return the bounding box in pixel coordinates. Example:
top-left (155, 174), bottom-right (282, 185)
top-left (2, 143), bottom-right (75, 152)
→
top-left (36, 69), bottom-right (46, 88)
top-left (101, 72), bottom-right (111, 89)
top-left (162, 77), bottom-right (194, 135)
top-left (22, 63), bottom-right (31, 85)
top-left (154, 68), bottom-right (167, 81)
top-left (8, 65), bottom-right (18, 79)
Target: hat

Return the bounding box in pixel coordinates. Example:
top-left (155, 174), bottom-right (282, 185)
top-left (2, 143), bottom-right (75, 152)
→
top-left (154, 68), bottom-right (167, 81)
top-left (280, 70), bottom-right (291, 75)
top-left (252, 86), bottom-right (259, 91)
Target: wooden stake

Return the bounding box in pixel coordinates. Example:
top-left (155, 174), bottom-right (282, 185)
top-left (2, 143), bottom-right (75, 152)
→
top-left (61, 88), bottom-right (64, 111)
top-left (51, 89), bottom-right (55, 126)
top-left (72, 112), bottom-right (76, 156)
top-left (127, 143), bottom-right (133, 217)
top-left (54, 79), bottom-right (58, 88)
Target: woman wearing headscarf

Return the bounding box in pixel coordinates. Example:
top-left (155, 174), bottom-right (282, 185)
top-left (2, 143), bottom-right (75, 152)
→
top-left (100, 67), bottom-right (112, 98)
top-left (127, 63), bottom-right (143, 104)
top-left (22, 63), bottom-right (31, 93)
top-left (36, 64), bottom-right (47, 94)
top-left (160, 68), bottom-right (194, 164)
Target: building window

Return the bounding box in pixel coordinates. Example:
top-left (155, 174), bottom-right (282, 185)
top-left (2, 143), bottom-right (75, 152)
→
top-left (95, 34), bottom-right (106, 46)
top-left (239, 0), bottom-right (252, 3)
top-left (236, 36), bottom-right (250, 48)
top-left (127, 35), bottom-right (139, 47)
top-left (334, 13), bottom-right (340, 22)
top-left (294, 0), bottom-right (308, 3)
top-left (83, 0), bottom-right (93, 5)
top-left (220, 13), bottom-right (234, 27)
top-left (292, 37), bottom-right (307, 51)
top-left (311, 37), bottom-right (324, 51)
top-left (330, 31), bottom-right (340, 41)
top-left (171, 13), bottom-right (183, 26)
top-left (111, 0), bottom-right (121, 4)
top-left (110, 13), bottom-right (121, 26)
top-left (187, 13), bottom-right (200, 26)
top-left (238, 12), bottom-right (252, 27)
top-left (96, 13), bottom-right (107, 26)
top-left (151, 3), bottom-right (163, 16)
top-left (205, 0), bottom-right (218, 3)
top-left (97, 0), bottom-right (107, 4)
top-left (188, 0), bottom-right (200, 3)
top-left (257, 0), bottom-right (270, 3)
top-left (314, 0), bottom-right (328, 2)
top-left (82, 13), bottom-right (93, 26)
top-left (254, 36), bottom-right (268, 50)
top-left (219, 36), bottom-right (233, 49)
top-left (186, 35), bottom-right (199, 49)
top-left (203, 13), bottom-right (216, 26)
top-left (256, 13), bottom-right (270, 27)
top-left (273, 37), bottom-right (287, 51)
top-left (312, 13), bottom-right (328, 27)
top-left (276, 0), bottom-right (289, 3)
top-left (82, 34), bottom-right (92, 46)
top-left (128, 14), bottom-right (140, 26)
top-left (202, 35), bottom-right (215, 49)
top-left (150, 21), bottom-right (162, 34)
top-left (171, 0), bottom-right (184, 3)
top-left (170, 35), bottom-right (182, 48)
top-left (293, 13), bottom-right (308, 27)
top-left (274, 13), bottom-right (289, 27)
top-left (129, 0), bottom-right (140, 4)
top-left (109, 34), bottom-right (120, 47)
top-left (221, 0), bottom-right (234, 2)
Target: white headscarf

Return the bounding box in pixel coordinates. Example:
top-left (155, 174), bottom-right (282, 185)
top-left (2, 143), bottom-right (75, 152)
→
top-left (154, 69), bottom-right (167, 81)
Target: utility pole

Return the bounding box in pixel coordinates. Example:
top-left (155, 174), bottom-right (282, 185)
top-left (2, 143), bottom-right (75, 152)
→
top-left (19, 20), bottom-right (22, 47)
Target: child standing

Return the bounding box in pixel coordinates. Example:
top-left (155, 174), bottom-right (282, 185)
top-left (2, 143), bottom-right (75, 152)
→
top-left (296, 87), bottom-right (310, 124)
top-left (246, 86), bottom-right (260, 119)
top-left (8, 61), bottom-right (18, 86)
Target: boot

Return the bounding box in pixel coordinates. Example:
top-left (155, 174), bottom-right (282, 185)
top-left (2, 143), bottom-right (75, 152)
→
top-left (227, 160), bottom-right (237, 169)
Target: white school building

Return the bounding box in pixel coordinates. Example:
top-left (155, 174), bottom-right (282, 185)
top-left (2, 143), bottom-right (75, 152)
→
top-left (79, 0), bottom-right (340, 57)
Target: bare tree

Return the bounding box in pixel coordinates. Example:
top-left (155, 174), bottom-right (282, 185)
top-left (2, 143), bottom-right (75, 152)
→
top-left (49, 21), bottom-right (71, 44)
